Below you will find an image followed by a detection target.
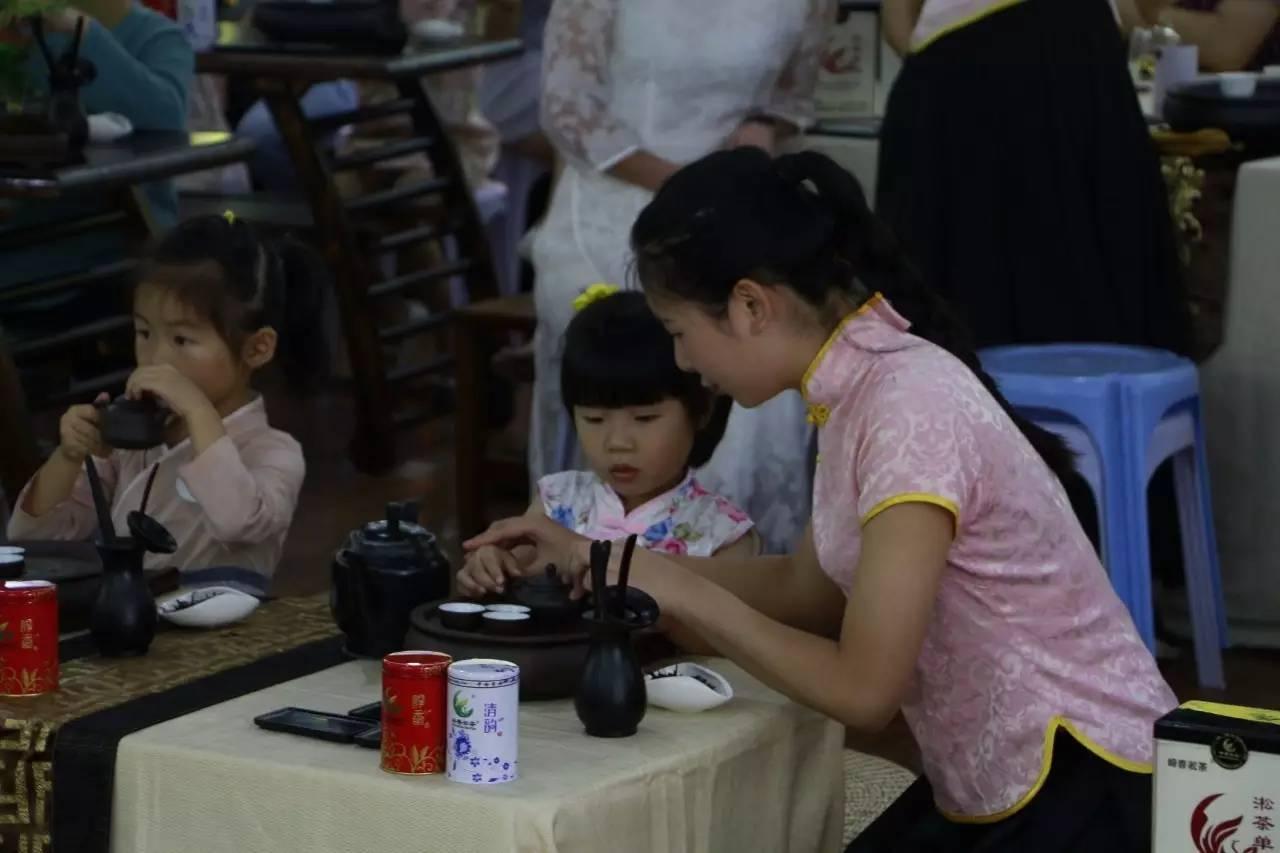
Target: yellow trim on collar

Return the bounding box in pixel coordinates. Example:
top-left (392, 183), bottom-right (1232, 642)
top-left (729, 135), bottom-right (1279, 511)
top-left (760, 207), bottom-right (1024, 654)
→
top-left (911, 0), bottom-right (1027, 53)
top-left (941, 716), bottom-right (1153, 825)
top-left (801, 293), bottom-right (884, 408)
top-left (861, 492), bottom-right (959, 526)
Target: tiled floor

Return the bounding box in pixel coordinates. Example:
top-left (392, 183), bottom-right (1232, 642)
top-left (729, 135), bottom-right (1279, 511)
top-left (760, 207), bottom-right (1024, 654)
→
top-left (273, 385), bottom-right (1280, 773)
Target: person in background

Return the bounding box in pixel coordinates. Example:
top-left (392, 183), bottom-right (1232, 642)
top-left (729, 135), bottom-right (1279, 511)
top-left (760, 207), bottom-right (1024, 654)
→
top-left (1139, 0), bottom-right (1280, 71)
top-left (7, 215), bottom-right (326, 583)
top-left (235, 81), bottom-right (360, 192)
top-left (0, 0), bottom-right (193, 291)
top-left (528, 0), bottom-right (834, 554)
top-left (878, 0), bottom-right (1190, 354)
top-left (477, 0), bottom-right (553, 164)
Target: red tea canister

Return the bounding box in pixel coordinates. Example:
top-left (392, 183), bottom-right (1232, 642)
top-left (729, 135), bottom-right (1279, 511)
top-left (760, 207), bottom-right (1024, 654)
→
top-left (381, 651), bottom-right (451, 775)
top-left (0, 581), bottom-right (58, 697)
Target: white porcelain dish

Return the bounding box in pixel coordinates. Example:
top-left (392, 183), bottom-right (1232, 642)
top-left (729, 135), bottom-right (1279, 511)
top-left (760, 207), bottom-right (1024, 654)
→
top-left (645, 662), bottom-right (733, 713)
top-left (157, 586), bottom-right (260, 628)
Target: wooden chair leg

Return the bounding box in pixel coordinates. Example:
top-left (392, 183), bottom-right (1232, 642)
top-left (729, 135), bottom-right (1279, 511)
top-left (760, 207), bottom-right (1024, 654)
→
top-left (455, 318), bottom-right (488, 540)
top-left (0, 343), bottom-right (40, 504)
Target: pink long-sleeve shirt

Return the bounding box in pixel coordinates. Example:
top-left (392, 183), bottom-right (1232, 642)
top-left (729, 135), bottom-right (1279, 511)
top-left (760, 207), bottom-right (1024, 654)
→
top-left (7, 396), bottom-right (304, 580)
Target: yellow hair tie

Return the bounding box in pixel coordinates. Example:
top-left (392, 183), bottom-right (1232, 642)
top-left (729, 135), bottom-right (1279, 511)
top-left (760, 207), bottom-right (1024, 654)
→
top-left (222, 210), bottom-right (237, 224)
top-left (572, 283), bottom-right (621, 312)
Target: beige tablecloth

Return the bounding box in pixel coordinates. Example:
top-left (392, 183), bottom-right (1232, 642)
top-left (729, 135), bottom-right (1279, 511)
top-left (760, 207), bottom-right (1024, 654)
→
top-left (110, 659), bottom-right (845, 853)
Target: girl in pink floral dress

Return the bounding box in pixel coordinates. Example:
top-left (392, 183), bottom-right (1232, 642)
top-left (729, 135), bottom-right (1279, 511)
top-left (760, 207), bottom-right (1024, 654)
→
top-left (456, 290), bottom-right (754, 596)
top-left (465, 149), bottom-right (1178, 852)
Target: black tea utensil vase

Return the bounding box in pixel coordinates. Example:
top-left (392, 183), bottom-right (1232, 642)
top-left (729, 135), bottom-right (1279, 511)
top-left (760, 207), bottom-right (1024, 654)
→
top-left (91, 539), bottom-right (156, 657)
top-left (574, 616), bottom-right (648, 738)
top-left (574, 537), bottom-right (656, 738)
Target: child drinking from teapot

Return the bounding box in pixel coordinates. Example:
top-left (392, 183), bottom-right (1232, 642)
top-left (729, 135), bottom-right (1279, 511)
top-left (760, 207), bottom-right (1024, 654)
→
top-left (456, 287), bottom-right (756, 597)
top-left (6, 214), bottom-right (326, 583)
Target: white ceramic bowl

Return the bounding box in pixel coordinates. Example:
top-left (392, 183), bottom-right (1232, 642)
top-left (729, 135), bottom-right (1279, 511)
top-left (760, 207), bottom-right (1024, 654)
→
top-left (440, 602), bottom-right (486, 616)
top-left (484, 604), bottom-right (530, 614)
top-left (157, 586), bottom-right (260, 628)
top-left (1219, 72), bottom-right (1258, 98)
top-left (0, 554), bottom-right (24, 576)
top-left (646, 663), bottom-right (734, 713)
top-left (0, 546), bottom-right (25, 556)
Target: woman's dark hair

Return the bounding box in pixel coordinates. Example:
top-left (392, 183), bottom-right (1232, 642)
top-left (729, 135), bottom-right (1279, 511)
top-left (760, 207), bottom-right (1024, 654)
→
top-left (562, 290), bottom-right (731, 469)
top-left (139, 214), bottom-right (329, 388)
top-left (630, 148), bottom-right (1074, 483)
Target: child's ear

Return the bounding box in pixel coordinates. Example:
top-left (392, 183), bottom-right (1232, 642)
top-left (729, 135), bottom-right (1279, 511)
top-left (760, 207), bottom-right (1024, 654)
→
top-left (242, 326), bottom-right (278, 370)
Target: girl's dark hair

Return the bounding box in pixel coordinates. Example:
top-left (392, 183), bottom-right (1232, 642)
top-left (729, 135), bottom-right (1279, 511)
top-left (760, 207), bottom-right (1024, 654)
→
top-left (139, 215), bottom-right (329, 387)
top-left (630, 148), bottom-right (1075, 484)
top-left (562, 290), bottom-right (730, 469)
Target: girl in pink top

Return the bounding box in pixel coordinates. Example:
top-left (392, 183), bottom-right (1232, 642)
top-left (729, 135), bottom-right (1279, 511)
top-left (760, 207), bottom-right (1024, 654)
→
top-left (7, 215), bottom-right (324, 583)
top-left (456, 290), bottom-right (755, 598)
top-left (466, 149), bottom-right (1177, 852)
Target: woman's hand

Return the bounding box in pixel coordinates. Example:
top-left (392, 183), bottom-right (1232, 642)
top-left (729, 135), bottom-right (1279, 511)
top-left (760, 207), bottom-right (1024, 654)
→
top-left (456, 546), bottom-right (523, 598)
top-left (579, 543), bottom-right (694, 618)
top-left (56, 393), bottom-right (109, 463)
top-left (1134, 0), bottom-right (1170, 26)
top-left (463, 514), bottom-right (589, 582)
top-left (726, 120), bottom-right (779, 156)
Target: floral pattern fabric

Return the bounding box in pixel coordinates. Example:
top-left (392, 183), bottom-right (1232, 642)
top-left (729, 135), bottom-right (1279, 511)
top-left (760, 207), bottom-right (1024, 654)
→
top-left (538, 471), bottom-right (753, 557)
top-left (805, 296), bottom-right (1178, 819)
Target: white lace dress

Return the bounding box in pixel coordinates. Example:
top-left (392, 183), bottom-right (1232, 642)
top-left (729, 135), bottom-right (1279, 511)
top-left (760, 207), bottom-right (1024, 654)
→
top-left (529, 0), bottom-right (831, 552)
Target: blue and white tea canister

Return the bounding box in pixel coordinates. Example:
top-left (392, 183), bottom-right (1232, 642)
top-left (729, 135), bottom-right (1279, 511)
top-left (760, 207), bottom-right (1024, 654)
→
top-left (447, 658), bottom-right (519, 785)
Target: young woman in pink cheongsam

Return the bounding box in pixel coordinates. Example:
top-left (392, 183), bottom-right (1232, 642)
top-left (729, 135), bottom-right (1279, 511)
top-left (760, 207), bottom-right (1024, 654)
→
top-left (466, 148), bottom-right (1178, 852)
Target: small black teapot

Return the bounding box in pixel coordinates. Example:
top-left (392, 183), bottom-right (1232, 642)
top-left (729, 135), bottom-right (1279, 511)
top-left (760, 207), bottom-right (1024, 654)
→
top-left (97, 395), bottom-right (168, 450)
top-left (508, 565), bottom-right (583, 627)
top-left (331, 501), bottom-right (451, 658)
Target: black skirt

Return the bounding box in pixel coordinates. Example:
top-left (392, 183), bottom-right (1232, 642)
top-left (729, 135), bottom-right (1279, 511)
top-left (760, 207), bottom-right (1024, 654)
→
top-left (845, 731), bottom-right (1153, 853)
top-left (876, 0), bottom-right (1191, 354)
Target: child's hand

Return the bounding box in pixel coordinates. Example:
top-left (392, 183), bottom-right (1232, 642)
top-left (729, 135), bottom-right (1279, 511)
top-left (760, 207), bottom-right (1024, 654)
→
top-left (56, 393), bottom-right (109, 463)
top-left (456, 546), bottom-right (522, 598)
top-left (126, 365), bottom-right (213, 421)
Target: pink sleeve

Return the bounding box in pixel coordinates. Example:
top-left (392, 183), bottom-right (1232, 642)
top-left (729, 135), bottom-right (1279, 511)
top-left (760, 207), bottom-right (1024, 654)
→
top-left (177, 434), bottom-right (304, 546)
top-left (5, 454), bottom-right (121, 542)
top-left (853, 378), bottom-right (981, 526)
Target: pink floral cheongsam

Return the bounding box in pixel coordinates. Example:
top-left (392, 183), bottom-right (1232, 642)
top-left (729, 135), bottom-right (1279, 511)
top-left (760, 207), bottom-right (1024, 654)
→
top-left (805, 294), bottom-right (1178, 820)
top-left (537, 471), bottom-right (753, 557)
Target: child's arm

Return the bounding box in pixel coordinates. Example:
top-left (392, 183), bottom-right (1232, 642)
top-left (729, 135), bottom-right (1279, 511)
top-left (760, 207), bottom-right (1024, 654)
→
top-left (7, 399), bottom-right (117, 541)
top-left (122, 366), bottom-right (301, 546)
top-left (177, 435), bottom-right (304, 546)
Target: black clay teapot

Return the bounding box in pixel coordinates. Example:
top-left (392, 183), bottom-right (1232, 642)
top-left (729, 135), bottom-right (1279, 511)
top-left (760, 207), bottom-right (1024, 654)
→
top-left (97, 395), bottom-right (168, 450)
top-left (509, 565), bottom-right (583, 627)
top-left (331, 501), bottom-right (451, 658)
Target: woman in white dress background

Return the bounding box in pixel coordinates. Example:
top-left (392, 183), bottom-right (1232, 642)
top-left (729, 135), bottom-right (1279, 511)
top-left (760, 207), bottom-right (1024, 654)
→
top-left (529, 0), bottom-right (833, 552)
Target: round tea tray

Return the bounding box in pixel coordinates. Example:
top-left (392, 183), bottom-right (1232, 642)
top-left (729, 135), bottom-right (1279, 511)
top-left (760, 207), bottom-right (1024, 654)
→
top-left (406, 601), bottom-right (595, 700)
top-left (1165, 78), bottom-right (1280, 153)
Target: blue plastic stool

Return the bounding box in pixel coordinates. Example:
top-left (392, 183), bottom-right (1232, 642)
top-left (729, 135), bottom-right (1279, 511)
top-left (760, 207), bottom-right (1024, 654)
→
top-left (980, 345), bottom-right (1227, 688)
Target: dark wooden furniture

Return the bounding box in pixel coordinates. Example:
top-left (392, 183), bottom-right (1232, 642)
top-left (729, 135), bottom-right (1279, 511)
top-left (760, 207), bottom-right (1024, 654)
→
top-left (0, 132), bottom-right (256, 502)
top-left (199, 30), bottom-right (523, 473)
top-left (454, 293), bottom-right (534, 540)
